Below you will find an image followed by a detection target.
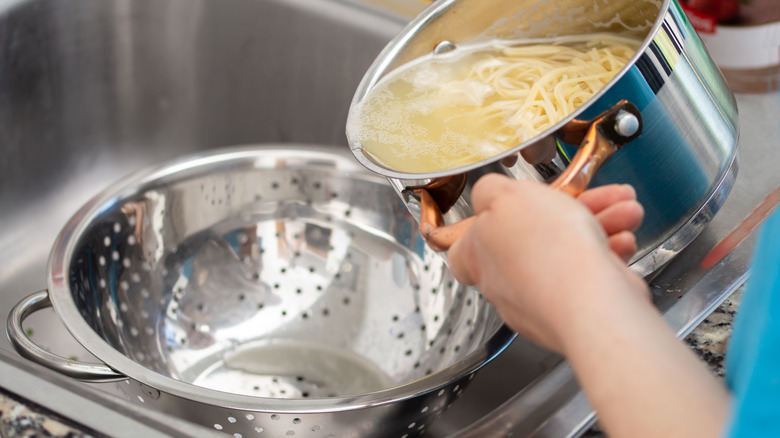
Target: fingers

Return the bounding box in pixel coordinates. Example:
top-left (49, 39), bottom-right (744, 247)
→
top-left (578, 184), bottom-right (637, 215)
top-left (449, 177), bottom-right (643, 278)
top-left (595, 199), bottom-right (644, 235)
top-left (608, 231), bottom-right (639, 263)
top-left (446, 227), bottom-right (479, 286)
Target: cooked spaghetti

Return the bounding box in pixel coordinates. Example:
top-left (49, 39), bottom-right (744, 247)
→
top-left (347, 33), bottom-right (640, 173)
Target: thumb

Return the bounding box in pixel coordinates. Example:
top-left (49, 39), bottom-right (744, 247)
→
top-left (446, 231), bottom-right (480, 286)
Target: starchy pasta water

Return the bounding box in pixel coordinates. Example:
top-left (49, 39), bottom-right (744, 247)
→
top-left (347, 34), bottom-right (640, 173)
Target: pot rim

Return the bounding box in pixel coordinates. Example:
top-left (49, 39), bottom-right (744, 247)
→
top-left (345, 0), bottom-right (672, 180)
top-left (45, 144), bottom-right (516, 413)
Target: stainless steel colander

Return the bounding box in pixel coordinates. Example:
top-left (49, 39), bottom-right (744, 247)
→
top-left (8, 145), bottom-right (514, 437)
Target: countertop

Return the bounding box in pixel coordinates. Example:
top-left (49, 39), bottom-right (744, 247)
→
top-left (0, 284), bottom-right (746, 438)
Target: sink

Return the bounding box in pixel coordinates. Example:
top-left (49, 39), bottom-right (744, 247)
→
top-left (0, 0), bottom-right (774, 436)
top-left (0, 0), bottom-right (558, 434)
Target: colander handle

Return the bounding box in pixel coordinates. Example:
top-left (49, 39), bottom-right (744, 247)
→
top-left (6, 290), bottom-right (128, 382)
top-left (416, 100), bottom-right (642, 252)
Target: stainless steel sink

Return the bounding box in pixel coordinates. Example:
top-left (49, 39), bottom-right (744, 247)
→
top-left (0, 0), bottom-right (776, 436)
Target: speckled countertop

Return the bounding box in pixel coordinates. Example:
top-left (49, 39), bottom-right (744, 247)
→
top-left (0, 391), bottom-right (94, 438)
top-left (0, 286), bottom-right (745, 438)
top-left (684, 284), bottom-right (744, 379)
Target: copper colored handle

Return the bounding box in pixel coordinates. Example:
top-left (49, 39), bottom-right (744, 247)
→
top-left (416, 100), bottom-right (642, 252)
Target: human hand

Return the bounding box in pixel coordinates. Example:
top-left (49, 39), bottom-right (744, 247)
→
top-left (447, 174), bottom-right (730, 438)
top-left (447, 174), bottom-right (648, 354)
top-left (577, 183), bottom-right (644, 262)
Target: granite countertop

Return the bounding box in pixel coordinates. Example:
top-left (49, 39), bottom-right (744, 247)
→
top-left (0, 286), bottom-right (746, 438)
top-left (684, 284), bottom-right (745, 380)
top-left (0, 392), bottom-right (94, 438)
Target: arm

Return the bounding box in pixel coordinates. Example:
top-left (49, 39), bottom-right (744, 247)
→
top-left (447, 174), bottom-right (729, 438)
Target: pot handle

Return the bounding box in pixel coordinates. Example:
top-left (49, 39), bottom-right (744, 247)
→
top-left (415, 100), bottom-right (642, 252)
top-left (7, 290), bottom-right (128, 382)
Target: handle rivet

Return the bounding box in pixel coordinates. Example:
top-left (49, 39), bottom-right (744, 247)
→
top-left (615, 110), bottom-right (639, 137)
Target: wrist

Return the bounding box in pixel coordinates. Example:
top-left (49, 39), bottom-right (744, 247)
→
top-left (556, 264), bottom-right (653, 358)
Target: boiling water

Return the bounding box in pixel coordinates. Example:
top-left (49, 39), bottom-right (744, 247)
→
top-left (193, 341), bottom-right (395, 398)
top-left (347, 35), bottom-right (638, 173)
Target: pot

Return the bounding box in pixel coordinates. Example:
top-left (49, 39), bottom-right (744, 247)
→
top-left (346, 0), bottom-right (739, 276)
top-left (7, 146), bottom-right (515, 438)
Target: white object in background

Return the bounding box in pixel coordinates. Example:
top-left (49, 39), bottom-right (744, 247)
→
top-left (699, 21), bottom-right (780, 69)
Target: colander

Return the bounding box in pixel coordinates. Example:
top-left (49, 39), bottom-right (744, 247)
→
top-left (7, 145), bottom-right (514, 437)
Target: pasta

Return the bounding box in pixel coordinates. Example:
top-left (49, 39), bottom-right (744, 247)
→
top-left (347, 33), bottom-right (640, 173)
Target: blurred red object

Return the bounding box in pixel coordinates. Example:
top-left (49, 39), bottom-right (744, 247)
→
top-left (686, 0), bottom-right (740, 22)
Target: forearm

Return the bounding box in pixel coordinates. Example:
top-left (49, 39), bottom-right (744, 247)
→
top-left (563, 291), bottom-right (730, 438)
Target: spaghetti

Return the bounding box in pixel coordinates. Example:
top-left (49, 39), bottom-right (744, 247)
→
top-left (347, 34), bottom-right (640, 173)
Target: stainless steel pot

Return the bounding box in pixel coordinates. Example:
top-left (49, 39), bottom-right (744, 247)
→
top-left (346, 0), bottom-right (739, 276)
top-left (7, 146), bottom-right (515, 438)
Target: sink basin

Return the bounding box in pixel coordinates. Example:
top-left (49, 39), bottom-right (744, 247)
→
top-left (0, 0), bottom-right (773, 436)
